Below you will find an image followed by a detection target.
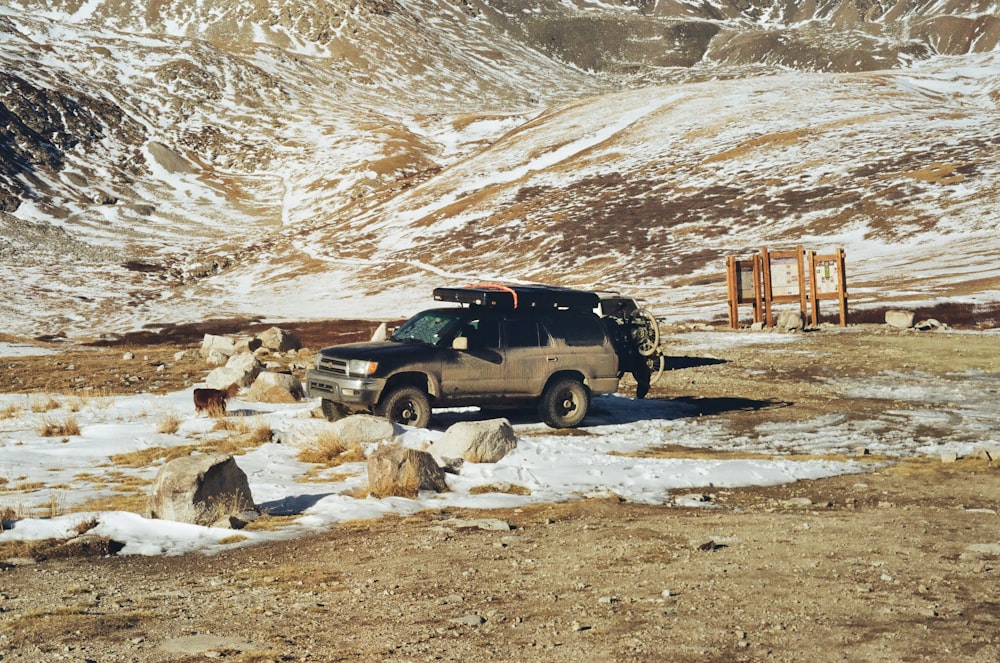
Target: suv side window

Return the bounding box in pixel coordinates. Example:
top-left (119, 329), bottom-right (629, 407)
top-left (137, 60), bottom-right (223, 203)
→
top-left (460, 318), bottom-right (501, 349)
top-left (543, 312), bottom-right (607, 347)
top-left (504, 319), bottom-right (549, 348)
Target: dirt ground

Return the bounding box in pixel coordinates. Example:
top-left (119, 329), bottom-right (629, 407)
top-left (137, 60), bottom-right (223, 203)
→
top-left (1, 322), bottom-right (999, 662)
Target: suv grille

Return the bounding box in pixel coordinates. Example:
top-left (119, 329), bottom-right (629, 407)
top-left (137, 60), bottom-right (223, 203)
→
top-left (318, 356), bottom-right (349, 376)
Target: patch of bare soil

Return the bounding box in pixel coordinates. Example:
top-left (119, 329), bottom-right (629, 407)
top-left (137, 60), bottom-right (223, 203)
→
top-left (2, 323), bottom-right (999, 662)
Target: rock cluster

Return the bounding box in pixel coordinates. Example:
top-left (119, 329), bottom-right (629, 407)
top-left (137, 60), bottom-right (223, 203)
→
top-left (197, 327), bottom-right (305, 403)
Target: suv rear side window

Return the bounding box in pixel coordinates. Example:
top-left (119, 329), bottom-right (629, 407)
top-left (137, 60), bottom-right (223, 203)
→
top-left (543, 313), bottom-right (607, 347)
top-left (503, 320), bottom-right (550, 348)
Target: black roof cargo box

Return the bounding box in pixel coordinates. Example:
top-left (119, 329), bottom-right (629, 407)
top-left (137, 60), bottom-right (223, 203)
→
top-left (432, 284), bottom-right (599, 311)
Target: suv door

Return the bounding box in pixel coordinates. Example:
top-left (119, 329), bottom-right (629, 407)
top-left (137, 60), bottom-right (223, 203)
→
top-left (439, 314), bottom-right (506, 397)
top-left (501, 316), bottom-right (553, 397)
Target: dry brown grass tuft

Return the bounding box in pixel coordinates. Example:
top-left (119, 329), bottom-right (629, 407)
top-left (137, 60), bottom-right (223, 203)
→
top-left (343, 483), bottom-right (373, 499)
top-left (299, 468), bottom-right (357, 484)
top-left (469, 483), bottom-right (532, 496)
top-left (156, 413), bottom-right (181, 434)
top-left (242, 514), bottom-right (300, 531)
top-left (39, 491), bottom-right (65, 518)
top-left (368, 464), bottom-right (423, 499)
top-left (109, 444), bottom-right (200, 468)
top-left (72, 493), bottom-right (147, 514)
top-left (38, 416), bottom-right (80, 437)
top-left (297, 432), bottom-right (365, 468)
top-left (0, 403), bottom-right (20, 419)
top-left (29, 395), bottom-right (60, 413)
top-left (1, 504), bottom-right (21, 529)
top-left (209, 419), bottom-right (273, 455)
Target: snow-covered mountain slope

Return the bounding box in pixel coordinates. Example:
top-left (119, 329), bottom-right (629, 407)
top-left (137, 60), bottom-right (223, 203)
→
top-left (1, 1), bottom-right (998, 337)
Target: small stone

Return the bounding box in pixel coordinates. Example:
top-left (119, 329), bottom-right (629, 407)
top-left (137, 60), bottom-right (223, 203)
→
top-left (450, 614), bottom-right (485, 626)
top-left (940, 452), bottom-right (958, 464)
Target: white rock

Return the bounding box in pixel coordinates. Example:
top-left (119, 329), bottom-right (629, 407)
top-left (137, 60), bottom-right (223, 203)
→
top-left (429, 418), bottom-right (517, 464)
top-left (885, 310), bottom-right (915, 329)
top-left (775, 309), bottom-right (805, 331)
top-left (200, 334), bottom-right (235, 360)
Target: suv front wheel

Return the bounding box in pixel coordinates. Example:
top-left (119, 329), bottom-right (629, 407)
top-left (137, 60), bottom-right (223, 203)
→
top-left (321, 399), bottom-right (350, 422)
top-left (538, 378), bottom-right (590, 428)
top-left (376, 386), bottom-right (432, 428)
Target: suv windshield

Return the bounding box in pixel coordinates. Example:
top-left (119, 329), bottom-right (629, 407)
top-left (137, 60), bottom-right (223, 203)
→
top-left (391, 309), bottom-right (466, 346)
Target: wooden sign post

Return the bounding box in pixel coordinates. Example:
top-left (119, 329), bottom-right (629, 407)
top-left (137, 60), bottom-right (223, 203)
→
top-left (807, 248), bottom-right (848, 326)
top-left (726, 255), bottom-right (763, 329)
top-left (760, 246), bottom-right (807, 328)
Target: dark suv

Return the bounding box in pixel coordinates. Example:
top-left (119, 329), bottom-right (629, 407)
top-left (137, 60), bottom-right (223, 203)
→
top-left (305, 284), bottom-right (621, 428)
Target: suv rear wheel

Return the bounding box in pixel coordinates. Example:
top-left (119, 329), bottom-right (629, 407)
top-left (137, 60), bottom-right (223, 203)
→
top-left (376, 386), bottom-right (432, 428)
top-left (538, 378), bottom-right (590, 428)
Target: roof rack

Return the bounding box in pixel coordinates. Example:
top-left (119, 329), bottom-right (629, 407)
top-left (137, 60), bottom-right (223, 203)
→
top-left (432, 283), bottom-right (600, 311)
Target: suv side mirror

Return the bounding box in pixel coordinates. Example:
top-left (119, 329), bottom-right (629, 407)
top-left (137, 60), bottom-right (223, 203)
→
top-left (452, 337), bottom-right (468, 351)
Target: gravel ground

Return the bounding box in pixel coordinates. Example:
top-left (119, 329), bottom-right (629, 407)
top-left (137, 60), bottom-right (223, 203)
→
top-left (1, 324), bottom-right (999, 662)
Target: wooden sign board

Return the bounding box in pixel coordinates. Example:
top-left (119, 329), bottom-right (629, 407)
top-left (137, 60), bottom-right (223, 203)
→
top-left (726, 256), bottom-right (763, 328)
top-left (726, 246), bottom-right (848, 329)
top-left (760, 246), bottom-right (807, 327)
top-left (808, 249), bottom-right (848, 326)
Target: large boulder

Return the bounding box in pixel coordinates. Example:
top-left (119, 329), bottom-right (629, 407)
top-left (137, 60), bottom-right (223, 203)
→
top-left (885, 309), bottom-right (915, 329)
top-left (257, 326), bottom-right (302, 353)
top-left (205, 352), bottom-right (261, 389)
top-left (204, 367), bottom-right (244, 390)
top-left (234, 336), bottom-right (263, 354)
top-left (147, 453), bottom-right (256, 527)
top-left (199, 334), bottom-right (236, 365)
top-left (430, 418), bottom-right (518, 464)
top-left (329, 414), bottom-right (397, 446)
top-left (775, 309), bottom-right (805, 331)
top-left (367, 444), bottom-right (447, 498)
top-left (247, 371), bottom-right (304, 402)
top-left (226, 351), bottom-right (262, 380)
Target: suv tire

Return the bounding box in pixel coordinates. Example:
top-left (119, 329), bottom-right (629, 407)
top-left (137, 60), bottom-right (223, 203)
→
top-left (538, 378), bottom-right (590, 428)
top-left (376, 386), bottom-right (432, 428)
top-left (321, 399), bottom-right (350, 422)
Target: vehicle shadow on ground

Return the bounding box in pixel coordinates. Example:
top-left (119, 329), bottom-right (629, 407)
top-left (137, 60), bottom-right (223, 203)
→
top-left (662, 355), bottom-right (728, 370)
top-left (258, 493), bottom-right (334, 516)
top-left (585, 394), bottom-right (792, 426)
top-left (430, 394), bottom-right (791, 429)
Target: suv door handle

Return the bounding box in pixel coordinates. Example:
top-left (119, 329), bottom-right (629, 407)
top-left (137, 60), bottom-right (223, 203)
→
top-left (547, 357), bottom-right (558, 362)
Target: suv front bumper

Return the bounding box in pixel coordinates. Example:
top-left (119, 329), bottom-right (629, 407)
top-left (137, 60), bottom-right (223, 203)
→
top-left (305, 369), bottom-right (385, 407)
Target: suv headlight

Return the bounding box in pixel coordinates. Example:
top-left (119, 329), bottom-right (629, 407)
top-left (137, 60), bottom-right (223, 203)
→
top-left (348, 359), bottom-right (378, 377)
